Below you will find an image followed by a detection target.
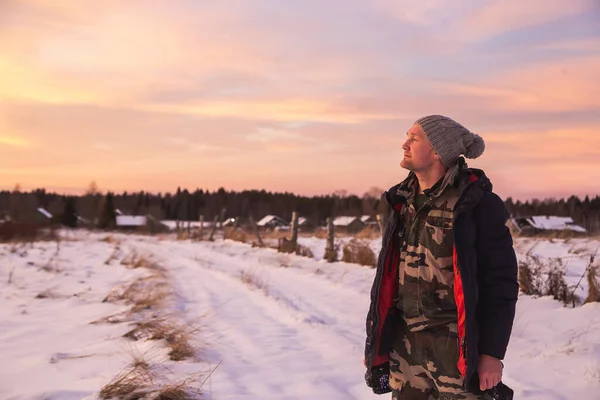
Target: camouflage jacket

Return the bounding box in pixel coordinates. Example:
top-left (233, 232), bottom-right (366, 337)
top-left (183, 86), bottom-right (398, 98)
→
top-left (364, 158), bottom-right (519, 393)
top-left (396, 163), bottom-right (461, 332)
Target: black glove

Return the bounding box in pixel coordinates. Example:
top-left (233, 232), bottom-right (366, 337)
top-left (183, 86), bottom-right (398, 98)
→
top-left (365, 363), bottom-right (391, 395)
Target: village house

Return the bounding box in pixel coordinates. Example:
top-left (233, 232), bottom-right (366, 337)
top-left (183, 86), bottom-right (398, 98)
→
top-left (117, 215), bottom-right (168, 233)
top-left (333, 216), bottom-right (364, 233)
top-left (36, 207), bottom-right (53, 224)
top-left (296, 216), bottom-right (316, 232)
top-left (360, 215), bottom-right (378, 227)
top-left (256, 215), bottom-right (289, 230)
top-left (512, 215), bottom-right (587, 235)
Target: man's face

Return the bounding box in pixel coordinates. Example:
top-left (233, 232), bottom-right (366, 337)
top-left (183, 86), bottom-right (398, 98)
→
top-left (400, 123), bottom-right (439, 171)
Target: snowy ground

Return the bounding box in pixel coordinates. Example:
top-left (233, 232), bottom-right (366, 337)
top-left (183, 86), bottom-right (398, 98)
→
top-left (1, 232), bottom-right (599, 400)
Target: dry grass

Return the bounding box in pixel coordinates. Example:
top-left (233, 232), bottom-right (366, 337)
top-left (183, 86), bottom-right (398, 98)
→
top-left (90, 311), bottom-right (129, 325)
top-left (355, 225), bottom-right (381, 240)
top-left (585, 267), bottom-right (600, 304)
top-left (261, 230), bottom-right (291, 240)
top-left (99, 357), bottom-right (155, 400)
top-left (99, 256), bottom-right (205, 398)
top-left (342, 239), bottom-right (377, 267)
top-left (295, 243), bottom-right (314, 258)
top-left (546, 263), bottom-right (573, 305)
top-left (130, 288), bottom-right (169, 313)
top-left (518, 260), bottom-right (540, 296)
top-left (311, 229), bottom-right (329, 239)
top-left (323, 241), bottom-right (340, 263)
top-left (166, 331), bottom-right (196, 361)
top-left (100, 359), bottom-right (202, 400)
top-left (223, 228), bottom-right (248, 243)
top-left (324, 248), bottom-right (338, 263)
top-left (240, 270), bottom-right (269, 295)
top-left (124, 319), bottom-right (170, 341)
top-left (276, 238), bottom-right (314, 258)
top-left (104, 246), bottom-right (121, 265)
top-left (277, 237), bottom-right (296, 254)
top-left (103, 273), bottom-right (170, 313)
top-left (123, 318), bottom-right (199, 361)
top-left (519, 256), bottom-right (579, 306)
top-left (155, 381), bottom-right (200, 400)
top-left (100, 235), bottom-right (122, 245)
top-left (121, 251), bottom-right (161, 270)
top-left (176, 231), bottom-right (193, 241)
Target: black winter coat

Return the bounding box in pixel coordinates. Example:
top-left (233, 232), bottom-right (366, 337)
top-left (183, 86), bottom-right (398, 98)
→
top-left (364, 164), bottom-right (519, 393)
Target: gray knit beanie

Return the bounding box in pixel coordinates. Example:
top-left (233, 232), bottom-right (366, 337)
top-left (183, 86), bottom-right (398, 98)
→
top-left (415, 115), bottom-right (485, 167)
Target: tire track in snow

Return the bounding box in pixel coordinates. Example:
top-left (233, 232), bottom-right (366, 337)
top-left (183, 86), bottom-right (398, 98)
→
top-left (143, 240), bottom-right (378, 399)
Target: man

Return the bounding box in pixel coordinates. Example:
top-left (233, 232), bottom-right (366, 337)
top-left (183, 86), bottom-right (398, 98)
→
top-left (364, 115), bottom-right (519, 399)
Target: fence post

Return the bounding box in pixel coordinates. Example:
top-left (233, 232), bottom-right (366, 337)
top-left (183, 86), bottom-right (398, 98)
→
top-left (376, 214), bottom-right (384, 235)
top-left (249, 215), bottom-right (264, 247)
top-left (198, 215), bottom-right (204, 241)
top-left (208, 215), bottom-right (219, 241)
top-left (324, 217), bottom-right (337, 262)
top-left (219, 208), bottom-right (227, 230)
top-left (290, 211), bottom-right (298, 246)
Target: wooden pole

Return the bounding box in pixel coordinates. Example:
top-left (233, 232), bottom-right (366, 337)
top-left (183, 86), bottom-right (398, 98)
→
top-left (198, 215), bottom-right (204, 241)
top-left (219, 208), bottom-right (227, 230)
top-left (324, 217), bottom-right (337, 262)
top-left (249, 215), bottom-right (264, 247)
top-left (290, 211), bottom-right (298, 245)
top-left (377, 214), bottom-right (384, 235)
top-left (208, 215), bottom-right (219, 241)
top-left (327, 217), bottom-right (334, 251)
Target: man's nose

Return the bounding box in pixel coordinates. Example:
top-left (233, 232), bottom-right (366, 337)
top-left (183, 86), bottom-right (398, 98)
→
top-left (402, 140), bottom-right (409, 151)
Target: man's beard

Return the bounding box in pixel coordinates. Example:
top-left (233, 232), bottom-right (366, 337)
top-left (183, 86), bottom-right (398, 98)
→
top-left (400, 158), bottom-right (414, 171)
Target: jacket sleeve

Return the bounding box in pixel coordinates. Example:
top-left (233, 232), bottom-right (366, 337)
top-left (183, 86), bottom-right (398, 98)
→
top-left (474, 192), bottom-right (519, 360)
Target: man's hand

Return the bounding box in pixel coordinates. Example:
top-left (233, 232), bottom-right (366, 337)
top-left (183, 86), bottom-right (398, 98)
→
top-left (478, 354), bottom-right (503, 391)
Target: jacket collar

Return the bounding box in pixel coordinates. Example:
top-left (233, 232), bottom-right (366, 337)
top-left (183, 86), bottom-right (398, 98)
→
top-left (385, 157), bottom-right (492, 210)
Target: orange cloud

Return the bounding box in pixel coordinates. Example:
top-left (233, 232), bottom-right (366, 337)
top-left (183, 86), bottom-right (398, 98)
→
top-left (140, 98), bottom-right (394, 123)
top-left (493, 56), bottom-right (600, 113)
top-left (433, 55), bottom-right (600, 114)
top-left (0, 134), bottom-right (30, 147)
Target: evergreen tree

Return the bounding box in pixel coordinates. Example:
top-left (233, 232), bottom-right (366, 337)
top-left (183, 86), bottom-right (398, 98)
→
top-left (61, 196), bottom-right (78, 228)
top-left (98, 192), bottom-right (116, 230)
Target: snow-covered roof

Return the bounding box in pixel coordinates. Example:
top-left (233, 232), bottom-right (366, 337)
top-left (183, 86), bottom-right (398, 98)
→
top-left (115, 209), bottom-right (124, 215)
top-left (116, 215), bottom-right (147, 227)
top-left (37, 207), bottom-right (52, 219)
top-left (360, 215), bottom-right (375, 223)
top-left (160, 220), bottom-right (209, 229)
top-left (256, 215), bottom-right (288, 227)
top-left (297, 217), bottom-right (308, 225)
top-left (333, 216), bottom-right (362, 226)
top-left (527, 216), bottom-right (586, 233)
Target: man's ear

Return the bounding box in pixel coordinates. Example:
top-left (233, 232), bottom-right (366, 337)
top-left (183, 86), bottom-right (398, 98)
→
top-left (433, 151), bottom-right (441, 161)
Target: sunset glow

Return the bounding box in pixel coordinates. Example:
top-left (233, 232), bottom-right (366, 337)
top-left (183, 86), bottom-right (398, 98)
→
top-left (1, 0), bottom-right (599, 200)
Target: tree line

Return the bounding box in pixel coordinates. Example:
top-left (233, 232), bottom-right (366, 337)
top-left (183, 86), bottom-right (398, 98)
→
top-left (1, 183), bottom-right (599, 232)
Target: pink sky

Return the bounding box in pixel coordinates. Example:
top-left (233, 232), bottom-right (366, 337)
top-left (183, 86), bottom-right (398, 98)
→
top-left (1, 0), bottom-right (599, 201)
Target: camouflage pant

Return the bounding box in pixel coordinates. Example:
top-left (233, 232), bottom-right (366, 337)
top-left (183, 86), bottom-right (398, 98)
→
top-left (389, 322), bottom-right (481, 400)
